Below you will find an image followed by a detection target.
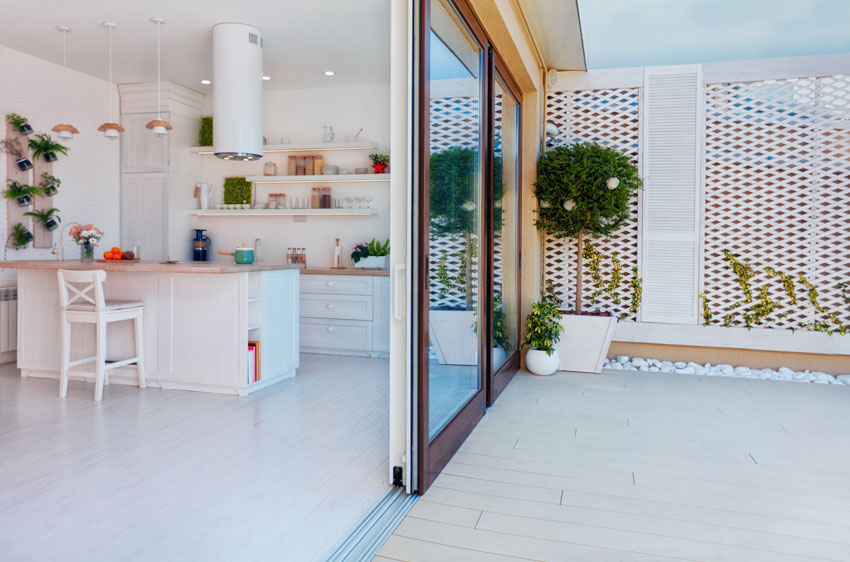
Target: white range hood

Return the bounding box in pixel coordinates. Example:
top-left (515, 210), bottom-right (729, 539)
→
top-left (212, 22), bottom-right (264, 161)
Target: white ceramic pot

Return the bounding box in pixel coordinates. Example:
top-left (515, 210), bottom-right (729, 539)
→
top-left (525, 349), bottom-right (560, 376)
top-left (555, 314), bottom-right (617, 373)
top-left (491, 346), bottom-right (507, 369)
top-left (355, 255), bottom-right (387, 269)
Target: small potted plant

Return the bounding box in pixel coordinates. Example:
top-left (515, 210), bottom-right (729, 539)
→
top-left (39, 173), bottom-right (61, 196)
top-left (351, 238), bottom-right (390, 269)
top-left (29, 133), bottom-right (69, 163)
top-left (10, 223), bottom-right (33, 249)
top-left (369, 153), bottom-right (389, 174)
top-left (472, 292), bottom-right (512, 368)
top-left (25, 208), bottom-right (61, 231)
top-left (5, 180), bottom-right (43, 207)
top-left (1, 139), bottom-right (33, 171)
top-left (534, 142), bottom-right (641, 373)
top-left (6, 113), bottom-right (34, 135)
top-left (68, 224), bottom-right (104, 262)
top-left (521, 285), bottom-right (564, 376)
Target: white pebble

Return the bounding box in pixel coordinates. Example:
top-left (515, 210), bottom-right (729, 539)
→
top-left (616, 355), bottom-right (629, 364)
top-left (674, 361), bottom-right (687, 369)
top-left (837, 375), bottom-right (850, 384)
top-left (632, 359), bottom-right (649, 369)
top-left (649, 367), bottom-right (660, 372)
top-left (778, 367), bottom-right (795, 375)
top-left (638, 365), bottom-right (649, 372)
top-left (675, 367), bottom-right (696, 375)
top-left (610, 363), bottom-right (623, 370)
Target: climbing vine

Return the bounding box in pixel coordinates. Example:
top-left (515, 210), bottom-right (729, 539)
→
top-left (578, 242), bottom-right (641, 320)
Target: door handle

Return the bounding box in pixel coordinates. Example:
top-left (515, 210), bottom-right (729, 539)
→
top-left (392, 263), bottom-right (406, 321)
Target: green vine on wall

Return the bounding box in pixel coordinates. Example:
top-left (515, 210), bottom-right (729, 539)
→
top-left (579, 241), bottom-right (642, 320)
top-left (433, 239), bottom-right (479, 299)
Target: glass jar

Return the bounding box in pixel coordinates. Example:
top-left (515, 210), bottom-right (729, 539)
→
top-left (278, 193), bottom-right (287, 209)
top-left (311, 187), bottom-right (321, 209)
top-left (263, 161), bottom-right (278, 176)
top-left (321, 187), bottom-right (332, 209)
top-left (287, 156), bottom-right (297, 175)
top-left (305, 155), bottom-right (314, 176)
top-left (295, 156), bottom-right (306, 176)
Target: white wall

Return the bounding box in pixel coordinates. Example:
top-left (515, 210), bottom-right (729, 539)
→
top-left (0, 44), bottom-right (120, 283)
top-left (188, 83), bottom-right (390, 266)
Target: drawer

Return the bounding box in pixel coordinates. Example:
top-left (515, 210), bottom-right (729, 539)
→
top-left (300, 319), bottom-right (373, 351)
top-left (300, 274), bottom-right (373, 296)
top-left (300, 294), bottom-right (373, 321)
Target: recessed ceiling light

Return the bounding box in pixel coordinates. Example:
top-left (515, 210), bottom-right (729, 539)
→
top-left (201, 79), bottom-right (211, 85)
top-left (324, 70), bottom-right (335, 77)
top-left (261, 75), bottom-right (271, 81)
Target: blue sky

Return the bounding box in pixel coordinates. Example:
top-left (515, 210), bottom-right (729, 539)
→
top-left (579, 0), bottom-right (850, 69)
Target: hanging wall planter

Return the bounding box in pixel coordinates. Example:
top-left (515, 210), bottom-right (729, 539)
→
top-left (40, 173), bottom-right (60, 196)
top-left (5, 180), bottom-right (43, 208)
top-left (6, 113), bottom-right (34, 135)
top-left (29, 133), bottom-right (69, 163)
top-left (11, 223), bottom-right (33, 249)
top-left (16, 157), bottom-right (33, 171)
top-left (25, 208), bottom-right (62, 231)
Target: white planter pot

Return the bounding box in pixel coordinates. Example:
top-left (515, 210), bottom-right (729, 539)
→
top-left (355, 255), bottom-right (387, 269)
top-left (428, 309), bottom-right (477, 365)
top-left (491, 346), bottom-right (507, 370)
top-left (555, 314), bottom-right (617, 373)
top-left (525, 349), bottom-right (559, 376)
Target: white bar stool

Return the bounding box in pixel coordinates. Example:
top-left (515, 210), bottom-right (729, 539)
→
top-left (57, 269), bottom-right (146, 401)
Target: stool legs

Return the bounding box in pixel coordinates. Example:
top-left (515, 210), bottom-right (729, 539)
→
top-left (134, 311), bottom-right (146, 389)
top-left (95, 318), bottom-right (106, 402)
top-left (59, 316), bottom-right (70, 398)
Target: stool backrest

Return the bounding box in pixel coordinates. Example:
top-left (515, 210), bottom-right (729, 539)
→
top-left (58, 269), bottom-right (107, 311)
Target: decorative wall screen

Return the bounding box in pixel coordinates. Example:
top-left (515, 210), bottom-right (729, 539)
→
top-left (703, 75), bottom-right (850, 330)
top-left (543, 88), bottom-right (641, 319)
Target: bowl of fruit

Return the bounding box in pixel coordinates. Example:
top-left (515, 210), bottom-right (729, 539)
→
top-left (98, 247), bottom-right (139, 262)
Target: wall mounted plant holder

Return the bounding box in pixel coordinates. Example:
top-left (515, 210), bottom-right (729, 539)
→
top-left (5, 180), bottom-right (43, 207)
top-left (11, 223), bottom-right (33, 249)
top-left (17, 157), bottom-right (33, 171)
top-left (6, 113), bottom-right (33, 136)
top-left (29, 133), bottom-right (69, 163)
top-left (40, 173), bottom-right (60, 196)
top-left (25, 208), bottom-right (61, 231)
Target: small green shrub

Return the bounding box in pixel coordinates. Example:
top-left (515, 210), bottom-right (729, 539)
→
top-left (223, 177), bottom-right (252, 205)
top-left (521, 284), bottom-right (564, 355)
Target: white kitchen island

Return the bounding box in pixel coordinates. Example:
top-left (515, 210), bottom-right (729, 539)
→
top-left (4, 260), bottom-right (302, 396)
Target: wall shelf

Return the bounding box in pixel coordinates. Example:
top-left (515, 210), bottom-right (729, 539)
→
top-left (189, 208), bottom-right (379, 217)
top-left (188, 141), bottom-right (376, 155)
top-left (247, 174), bottom-right (389, 184)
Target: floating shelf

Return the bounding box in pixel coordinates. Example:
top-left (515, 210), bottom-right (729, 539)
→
top-left (189, 208), bottom-right (379, 217)
top-left (246, 174), bottom-right (390, 184)
top-left (188, 141), bottom-right (376, 155)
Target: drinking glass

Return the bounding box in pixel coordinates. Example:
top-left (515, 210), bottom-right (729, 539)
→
top-left (344, 196), bottom-right (354, 209)
top-left (364, 195), bottom-right (373, 209)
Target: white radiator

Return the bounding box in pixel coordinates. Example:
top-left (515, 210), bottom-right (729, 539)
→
top-left (1, 286), bottom-right (17, 356)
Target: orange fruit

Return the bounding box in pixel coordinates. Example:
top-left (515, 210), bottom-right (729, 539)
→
top-left (111, 246), bottom-right (121, 254)
top-left (113, 251), bottom-right (123, 260)
top-left (104, 251), bottom-right (113, 260)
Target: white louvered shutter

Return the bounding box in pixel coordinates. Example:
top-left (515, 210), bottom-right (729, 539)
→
top-left (639, 65), bottom-right (703, 324)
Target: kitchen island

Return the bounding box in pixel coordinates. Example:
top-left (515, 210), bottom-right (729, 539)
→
top-left (4, 260), bottom-right (302, 396)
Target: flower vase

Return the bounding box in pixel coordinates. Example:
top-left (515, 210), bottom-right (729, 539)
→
top-left (80, 242), bottom-right (95, 262)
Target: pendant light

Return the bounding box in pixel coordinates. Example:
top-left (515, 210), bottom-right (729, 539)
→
top-left (145, 17), bottom-right (172, 137)
top-left (51, 26), bottom-right (80, 141)
top-left (97, 22), bottom-right (124, 140)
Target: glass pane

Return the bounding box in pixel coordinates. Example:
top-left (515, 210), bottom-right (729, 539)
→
top-left (428, 0), bottom-right (482, 439)
top-left (492, 77), bottom-right (519, 372)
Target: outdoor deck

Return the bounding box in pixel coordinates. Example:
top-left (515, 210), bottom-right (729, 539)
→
top-left (378, 369), bottom-right (850, 561)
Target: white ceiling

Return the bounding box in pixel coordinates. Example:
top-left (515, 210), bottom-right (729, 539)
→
top-left (0, 0), bottom-right (390, 93)
top-left (519, 0), bottom-right (586, 71)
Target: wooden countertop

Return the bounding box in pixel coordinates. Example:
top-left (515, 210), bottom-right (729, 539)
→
top-left (0, 260), bottom-right (305, 274)
top-left (301, 268), bottom-right (390, 276)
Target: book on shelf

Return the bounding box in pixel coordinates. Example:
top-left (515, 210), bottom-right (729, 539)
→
top-left (248, 340), bottom-right (262, 383)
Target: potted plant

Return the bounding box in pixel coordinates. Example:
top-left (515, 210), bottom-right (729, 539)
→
top-left (369, 153), bottom-right (389, 174)
top-left (10, 223), bottom-right (33, 249)
top-left (199, 116), bottom-right (213, 146)
top-left (351, 238), bottom-right (389, 269)
top-left (1, 139), bottom-right (33, 171)
top-left (534, 142), bottom-right (642, 373)
top-left (5, 180), bottom-right (43, 207)
top-left (521, 285), bottom-right (564, 376)
top-left (39, 173), bottom-right (61, 196)
top-left (68, 224), bottom-right (104, 262)
top-left (472, 292), bottom-right (512, 368)
top-left (25, 208), bottom-right (61, 231)
top-left (29, 133), bottom-right (69, 163)
top-left (6, 113), bottom-right (34, 135)
top-left (223, 176), bottom-right (252, 206)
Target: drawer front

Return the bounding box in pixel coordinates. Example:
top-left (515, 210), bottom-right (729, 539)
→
top-left (300, 319), bottom-right (373, 351)
top-left (300, 275), bottom-right (372, 296)
top-left (300, 294), bottom-right (373, 321)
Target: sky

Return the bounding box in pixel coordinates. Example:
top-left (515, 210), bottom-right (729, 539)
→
top-left (578, 0), bottom-right (850, 69)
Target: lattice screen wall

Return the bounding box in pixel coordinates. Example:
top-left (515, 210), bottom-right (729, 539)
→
top-left (543, 88), bottom-right (642, 319)
top-left (703, 75), bottom-right (850, 330)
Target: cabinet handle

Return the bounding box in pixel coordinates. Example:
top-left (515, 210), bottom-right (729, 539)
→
top-left (327, 304), bottom-right (334, 309)
top-left (327, 326), bottom-right (334, 332)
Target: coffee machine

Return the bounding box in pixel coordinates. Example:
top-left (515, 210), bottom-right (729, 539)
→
top-left (192, 229), bottom-right (211, 261)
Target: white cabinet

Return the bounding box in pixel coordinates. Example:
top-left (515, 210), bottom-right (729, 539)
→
top-left (121, 173), bottom-right (168, 260)
top-left (120, 112), bottom-right (171, 173)
top-left (300, 274), bottom-right (389, 357)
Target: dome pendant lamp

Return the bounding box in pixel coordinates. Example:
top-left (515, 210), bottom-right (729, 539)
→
top-left (145, 17), bottom-right (172, 137)
top-left (51, 26), bottom-right (80, 141)
top-left (97, 22), bottom-right (124, 140)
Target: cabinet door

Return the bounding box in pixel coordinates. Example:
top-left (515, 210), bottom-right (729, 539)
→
top-left (121, 112), bottom-right (171, 172)
top-left (372, 277), bottom-right (390, 353)
top-left (262, 270), bottom-right (300, 376)
top-left (122, 173), bottom-right (167, 260)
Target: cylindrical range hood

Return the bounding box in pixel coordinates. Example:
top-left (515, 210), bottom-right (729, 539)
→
top-left (212, 22), bottom-right (263, 161)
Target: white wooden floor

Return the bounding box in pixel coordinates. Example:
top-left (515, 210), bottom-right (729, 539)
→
top-left (0, 353), bottom-right (390, 562)
top-left (377, 369), bottom-right (850, 561)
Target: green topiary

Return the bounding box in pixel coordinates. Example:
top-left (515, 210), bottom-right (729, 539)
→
top-left (223, 177), bottom-right (252, 205)
top-left (534, 142), bottom-right (641, 313)
top-left (199, 116), bottom-right (213, 146)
